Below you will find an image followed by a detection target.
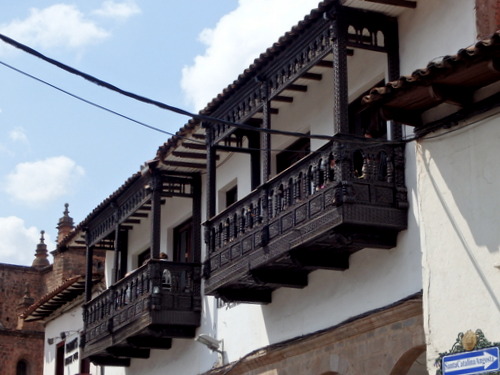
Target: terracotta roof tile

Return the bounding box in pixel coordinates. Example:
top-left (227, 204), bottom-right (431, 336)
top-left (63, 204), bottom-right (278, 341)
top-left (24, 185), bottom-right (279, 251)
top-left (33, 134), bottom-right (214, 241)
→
top-left (363, 31), bottom-right (500, 106)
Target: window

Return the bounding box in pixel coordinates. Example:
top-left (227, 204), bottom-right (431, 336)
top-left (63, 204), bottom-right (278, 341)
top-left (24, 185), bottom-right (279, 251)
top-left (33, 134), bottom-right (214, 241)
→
top-left (16, 360), bottom-right (28, 375)
top-left (55, 342), bottom-right (65, 375)
top-left (218, 180), bottom-right (238, 212)
top-left (138, 248), bottom-right (150, 266)
top-left (348, 80), bottom-right (386, 138)
top-left (174, 219), bottom-right (193, 263)
top-left (276, 136), bottom-right (311, 174)
top-left (225, 185), bottom-right (238, 208)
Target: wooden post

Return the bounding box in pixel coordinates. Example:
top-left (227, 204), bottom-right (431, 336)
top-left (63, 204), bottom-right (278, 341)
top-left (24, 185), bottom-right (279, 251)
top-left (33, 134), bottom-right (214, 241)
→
top-left (113, 226), bottom-right (120, 283)
top-left (249, 132), bottom-right (261, 190)
top-left (205, 123), bottom-right (217, 220)
top-left (192, 173), bottom-right (202, 263)
top-left (150, 170), bottom-right (162, 260)
top-left (331, 3), bottom-right (349, 136)
top-left (261, 82), bottom-right (271, 183)
top-left (84, 236), bottom-right (94, 303)
top-left (386, 17), bottom-right (401, 141)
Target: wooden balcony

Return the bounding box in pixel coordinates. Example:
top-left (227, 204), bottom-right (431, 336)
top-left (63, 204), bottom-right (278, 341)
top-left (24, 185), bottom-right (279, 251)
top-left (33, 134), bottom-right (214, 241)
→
top-left (203, 138), bottom-right (408, 304)
top-left (82, 260), bottom-right (201, 366)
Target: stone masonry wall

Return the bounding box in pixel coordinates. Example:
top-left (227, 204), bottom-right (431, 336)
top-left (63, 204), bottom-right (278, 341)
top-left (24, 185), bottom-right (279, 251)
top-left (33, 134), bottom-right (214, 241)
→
top-left (0, 264), bottom-right (48, 331)
top-left (204, 297), bottom-right (425, 375)
top-left (0, 330), bottom-right (44, 375)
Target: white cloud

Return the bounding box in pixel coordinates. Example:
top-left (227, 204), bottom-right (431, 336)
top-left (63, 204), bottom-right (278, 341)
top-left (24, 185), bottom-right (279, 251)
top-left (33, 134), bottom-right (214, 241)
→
top-left (181, 0), bottom-right (321, 111)
top-left (0, 4), bottom-right (109, 53)
top-left (4, 156), bottom-right (85, 206)
top-left (0, 216), bottom-right (54, 266)
top-left (93, 0), bottom-right (141, 20)
top-left (0, 143), bottom-right (13, 156)
top-left (9, 126), bottom-right (28, 144)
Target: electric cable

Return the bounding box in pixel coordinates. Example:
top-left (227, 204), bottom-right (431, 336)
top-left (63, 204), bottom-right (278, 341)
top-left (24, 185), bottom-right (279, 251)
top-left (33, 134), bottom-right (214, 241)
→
top-left (0, 59), bottom-right (206, 144)
top-left (0, 58), bottom-right (398, 154)
top-left (0, 33), bottom-right (334, 141)
top-left (0, 33), bottom-right (475, 151)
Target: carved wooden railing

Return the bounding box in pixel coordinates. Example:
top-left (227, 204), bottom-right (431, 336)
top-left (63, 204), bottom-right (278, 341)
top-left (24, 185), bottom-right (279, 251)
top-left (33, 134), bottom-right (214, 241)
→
top-left (86, 175), bottom-right (151, 247)
top-left (204, 138), bottom-right (407, 279)
top-left (83, 260), bottom-right (201, 346)
top-left (206, 6), bottom-right (398, 145)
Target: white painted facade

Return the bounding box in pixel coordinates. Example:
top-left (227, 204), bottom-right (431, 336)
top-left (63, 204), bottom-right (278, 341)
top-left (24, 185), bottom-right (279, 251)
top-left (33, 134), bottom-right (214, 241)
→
top-left (418, 113), bottom-right (500, 368)
top-left (40, 0), bottom-right (500, 374)
top-left (44, 302), bottom-right (102, 375)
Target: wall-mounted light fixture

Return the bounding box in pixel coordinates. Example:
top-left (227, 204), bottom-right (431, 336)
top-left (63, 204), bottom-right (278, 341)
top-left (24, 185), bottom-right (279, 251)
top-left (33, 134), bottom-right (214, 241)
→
top-left (195, 333), bottom-right (223, 353)
top-left (195, 333), bottom-right (226, 365)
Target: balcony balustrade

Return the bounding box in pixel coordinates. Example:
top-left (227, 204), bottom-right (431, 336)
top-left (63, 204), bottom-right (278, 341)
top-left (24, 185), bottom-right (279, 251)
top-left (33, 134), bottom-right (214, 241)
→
top-left (203, 138), bottom-right (408, 303)
top-left (82, 260), bottom-right (201, 366)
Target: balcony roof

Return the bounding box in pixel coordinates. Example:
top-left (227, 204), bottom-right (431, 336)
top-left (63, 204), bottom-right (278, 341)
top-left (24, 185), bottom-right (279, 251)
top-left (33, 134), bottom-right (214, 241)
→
top-left (60, 0), bottom-right (418, 247)
top-left (22, 274), bottom-right (102, 322)
top-left (154, 0), bottom-right (417, 161)
top-left (363, 31), bottom-right (500, 129)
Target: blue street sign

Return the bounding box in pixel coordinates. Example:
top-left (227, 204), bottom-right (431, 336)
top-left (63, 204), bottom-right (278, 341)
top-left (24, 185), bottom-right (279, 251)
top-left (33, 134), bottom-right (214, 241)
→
top-left (442, 347), bottom-right (500, 375)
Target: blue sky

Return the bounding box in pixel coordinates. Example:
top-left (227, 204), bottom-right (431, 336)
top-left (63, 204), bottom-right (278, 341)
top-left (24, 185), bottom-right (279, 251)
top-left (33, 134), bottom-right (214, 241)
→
top-left (0, 0), bottom-right (320, 266)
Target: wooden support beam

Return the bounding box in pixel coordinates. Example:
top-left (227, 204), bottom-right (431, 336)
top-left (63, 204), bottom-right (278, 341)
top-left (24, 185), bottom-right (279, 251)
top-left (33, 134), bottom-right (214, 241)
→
top-left (252, 268), bottom-right (308, 289)
top-left (257, 107), bottom-right (279, 115)
top-left (130, 212), bottom-right (148, 218)
top-left (217, 287), bottom-right (272, 304)
top-left (363, 0), bottom-right (416, 8)
top-left (381, 107), bottom-right (423, 126)
top-left (127, 337), bottom-right (172, 350)
top-left (246, 118), bottom-right (263, 126)
top-left (291, 250), bottom-right (350, 271)
top-left (181, 142), bottom-right (206, 150)
top-left (316, 60), bottom-right (333, 68)
top-left (301, 72), bottom-right (322, 81)
top-left (171, 151), bottom-right (215, 160)
top-left (191, 133), bottom-right (206, 139)
top-left (216, 145), bottom-right (255, 154)
top-left (163, 160), bottom-right (206, 169)
top-left (123, 219), bottom-right (140, 224)
top-left (106, 346), bottom-right (150, 359)
top-left (285, 84), bottom-right (308, 92)
top-left (89, 356), bottom-right (130, 367)
top-left (431, 83), bottom-right (473, 107)
top-left (273, 95), bottom-right (294, 103)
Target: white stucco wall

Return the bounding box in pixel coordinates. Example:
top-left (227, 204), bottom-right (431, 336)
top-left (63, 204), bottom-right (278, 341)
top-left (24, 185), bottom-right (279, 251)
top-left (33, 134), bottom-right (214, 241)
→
top-left (418, 112), bottom-right (500, 369)
top-left (85, 1), bottom-right (484, 373)
top-left (398, 0), bottom-right (476, 75)
top-left (44, 302), bottom-right (102, 375)
top-left (104, 195), bottom-right (193, 286)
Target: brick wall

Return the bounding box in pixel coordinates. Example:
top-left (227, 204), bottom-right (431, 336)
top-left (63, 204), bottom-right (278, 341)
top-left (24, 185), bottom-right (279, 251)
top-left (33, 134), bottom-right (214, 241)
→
top-left (46, 247), bottom-right (105, 292)
top-left (0, 242), bottom-right (101, 374)
top-left (0, 329), bottom-right (44, 375)
top-left (0, 264), bottom-right (48, 331)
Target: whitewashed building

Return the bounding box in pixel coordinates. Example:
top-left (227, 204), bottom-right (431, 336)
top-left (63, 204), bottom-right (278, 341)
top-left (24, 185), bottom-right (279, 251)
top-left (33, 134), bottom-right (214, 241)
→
top-left (33, 0), bottom-right (500, 374)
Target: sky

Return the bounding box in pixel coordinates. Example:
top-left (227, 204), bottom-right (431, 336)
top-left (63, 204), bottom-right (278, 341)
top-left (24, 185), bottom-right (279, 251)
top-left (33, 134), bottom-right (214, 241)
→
top-left (0, 0), bottom-right (322, 266)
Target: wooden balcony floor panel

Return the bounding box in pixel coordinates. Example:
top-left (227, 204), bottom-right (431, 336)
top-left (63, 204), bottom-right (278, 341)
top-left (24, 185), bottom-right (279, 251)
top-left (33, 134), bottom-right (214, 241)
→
top-left (216, 285), bottom-right (273, 304)
top-left (83, 317), bottom-right (200, 362)
top-left (205, 203), bottom-right (405, 299)
top-left (89, 354), bottom-right (131, 367)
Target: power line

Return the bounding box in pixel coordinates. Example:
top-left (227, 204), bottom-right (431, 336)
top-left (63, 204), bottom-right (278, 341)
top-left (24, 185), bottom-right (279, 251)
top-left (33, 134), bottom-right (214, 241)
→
top-left (0, 33), bottom-right (466, 149)
top-left (0, 33), bottom-right (334, 141)
top-left (0, 59), bottom-right (206, 144)
top-left (0, 58), bottom-right (405, 156)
